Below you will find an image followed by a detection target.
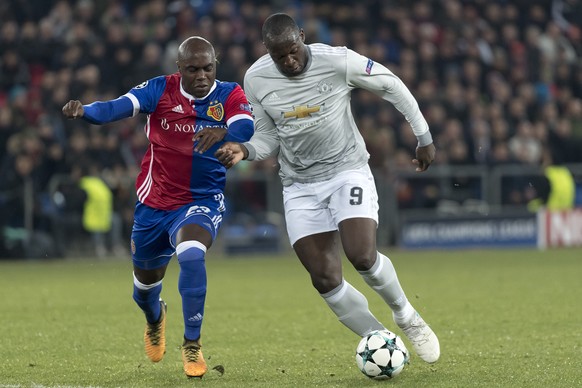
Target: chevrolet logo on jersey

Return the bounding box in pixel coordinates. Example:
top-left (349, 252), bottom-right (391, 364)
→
top-left (283, 105), bottom-right (321, 119)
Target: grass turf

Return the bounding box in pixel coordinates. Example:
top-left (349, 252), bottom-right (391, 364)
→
top-left (1, 248), bottom-right (581, 387)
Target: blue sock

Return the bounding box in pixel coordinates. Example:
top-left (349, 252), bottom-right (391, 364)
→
top-left (177, 241), bottom-right (207, 341)
top-left (132, 273), bottom-right (162, 324)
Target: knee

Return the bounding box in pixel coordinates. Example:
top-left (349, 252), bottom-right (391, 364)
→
top-left (134, 267), bottom-right (165, 285)
top-left (310, 271), bottom-right (342, 294)
top-left (346, 250), bottom-right (377, 272)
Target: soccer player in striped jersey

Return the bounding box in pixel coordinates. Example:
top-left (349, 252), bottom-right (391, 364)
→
top-left (216, 14), bottom-right (440, 364)
top-left (62, 36), bottom-right (254, 377)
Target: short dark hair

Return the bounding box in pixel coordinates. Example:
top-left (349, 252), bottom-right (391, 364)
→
top-left (262, 13), bottom-right (299, 43)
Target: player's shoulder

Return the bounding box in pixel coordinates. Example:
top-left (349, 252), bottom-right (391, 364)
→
top-left (131, 74), bottom-right (171, 92)
top-left (214, 80), bottom-right (246, 101)
top-left (309, 44), bottom-right (348, 70)
top-left (212, 80), bottom-right (251, 107)
top-left (309, 43), bottom-right (348, 57)
top-left (215, 79), bottom-right (240, 93)
top-left (246, 54), bottom-right (274, 78)
top-left (161, 73), bottom-right (180, 89)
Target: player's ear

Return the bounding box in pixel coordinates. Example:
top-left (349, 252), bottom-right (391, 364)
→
top-left (299, 29), bottom-right (305, 42)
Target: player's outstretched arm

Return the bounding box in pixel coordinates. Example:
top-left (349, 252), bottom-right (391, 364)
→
top-left (215, 142), bottom-right (247, 168)
top-left (61, 96), bottom-right (134, 125)
top-left (413, 143), bottom-right (436, 172)
top-left (62, 100), bottom-right (85, 119)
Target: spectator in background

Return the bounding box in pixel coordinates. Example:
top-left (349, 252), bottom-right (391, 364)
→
top-left (77, 164), bottom-right (115, 258)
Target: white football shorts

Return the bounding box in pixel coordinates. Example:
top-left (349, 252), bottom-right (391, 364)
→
top-left (283, 164), bottom-right (379, 246)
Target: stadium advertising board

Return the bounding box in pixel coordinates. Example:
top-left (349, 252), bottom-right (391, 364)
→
top-left (400, 214), bottom-right (537, 249)
top-left (537, 209), bottom-right (582, 249)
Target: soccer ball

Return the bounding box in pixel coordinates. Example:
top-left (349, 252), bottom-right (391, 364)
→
top-left (355, 329), bottom-right (409, 379)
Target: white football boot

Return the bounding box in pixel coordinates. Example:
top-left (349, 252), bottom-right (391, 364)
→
top-left (395, 311), bottom-right (440, 363)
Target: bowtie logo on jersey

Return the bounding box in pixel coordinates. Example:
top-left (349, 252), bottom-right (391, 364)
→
top-left (207, 101), bottom-right (224, 121)
top-left (283, 104), bottom-right (321, 119)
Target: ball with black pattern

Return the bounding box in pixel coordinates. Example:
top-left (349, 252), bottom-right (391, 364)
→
top-left (355, 329), bottom-right (409, 379)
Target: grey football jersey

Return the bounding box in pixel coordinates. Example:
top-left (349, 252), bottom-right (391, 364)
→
top-left (243, 43), bottom-right (431, 186)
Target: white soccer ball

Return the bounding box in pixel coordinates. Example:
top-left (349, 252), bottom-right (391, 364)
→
top-left (355, 329), bottom-right (409, 379)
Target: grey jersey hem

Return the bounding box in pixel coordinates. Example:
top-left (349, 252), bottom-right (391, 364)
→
top-left (280, 160), bottom-right (369, 186)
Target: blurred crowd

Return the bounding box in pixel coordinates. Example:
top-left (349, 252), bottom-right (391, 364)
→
top-left (1, 0), bottom-right (582, 256)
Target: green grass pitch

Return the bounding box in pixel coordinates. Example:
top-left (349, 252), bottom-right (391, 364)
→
top-left (1, 248), bottom-right (581, 387)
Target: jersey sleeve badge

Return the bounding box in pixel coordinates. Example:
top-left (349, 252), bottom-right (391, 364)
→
top-left (366, 59), bottom-right (374, 74)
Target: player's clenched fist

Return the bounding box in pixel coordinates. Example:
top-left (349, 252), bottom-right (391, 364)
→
top-left (413, 143), bottom-right (436, 172)
top-left (215, 142), bottom-right (247, 168)
top-left (62, 100), bottom-right (84, 119)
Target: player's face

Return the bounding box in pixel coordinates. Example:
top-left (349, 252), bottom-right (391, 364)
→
top-left (266, 31), bottom-right (308, 77)
top-left (178, 51), bottom-right (216, 98)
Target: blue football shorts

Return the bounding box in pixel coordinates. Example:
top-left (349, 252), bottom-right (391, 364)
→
top-left (131, 193), bottom-right (225, 270)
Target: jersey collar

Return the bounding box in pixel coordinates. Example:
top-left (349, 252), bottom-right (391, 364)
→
top-left (180, 80), bottom-right (217, 101)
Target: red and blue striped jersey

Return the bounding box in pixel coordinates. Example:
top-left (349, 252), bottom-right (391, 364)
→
top-left (122, 73), bottom-right (253, 210)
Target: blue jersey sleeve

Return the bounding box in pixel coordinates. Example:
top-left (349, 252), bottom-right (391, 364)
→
top-left (224, 118), bottom-right (254, 142)
top-left (82, 96), bottom-right (134, 125)
top-left (82, 76), bottom-right (167, 124)
top-left (127, 76), bottom-right (167, 114)
top-left (221, 83), bottom-right (255, 142)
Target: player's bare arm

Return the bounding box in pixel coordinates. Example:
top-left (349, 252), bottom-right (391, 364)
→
top-left (413, 143), bottom-right (436, 172)
top-left (215, 142), bottom-right (247, 168)
top-left (62, 100), bottom-right (84, 119)
top-left (192, 127), bottom-right (227, 153)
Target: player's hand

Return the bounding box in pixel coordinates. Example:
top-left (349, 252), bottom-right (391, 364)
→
top-left (215, 142), bottom-right (246, 168)
top-left (193, 127), bottom-right (227, 153)
top-left (413, 143), bottom-right (436, 172)
top-left (62, 100), bottom-right (84, 119)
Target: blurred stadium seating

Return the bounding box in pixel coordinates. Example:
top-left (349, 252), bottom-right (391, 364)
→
top-left (1, 0), bottom-right (581, 257)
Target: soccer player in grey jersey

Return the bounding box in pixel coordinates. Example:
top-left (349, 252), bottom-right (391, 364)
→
top-left (216, 13), bottom-right (439, 363)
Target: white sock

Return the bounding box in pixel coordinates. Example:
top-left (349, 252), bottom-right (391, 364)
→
top-left (359, 252), bottom-right (415, 325)
top-left (321, 279), bottom-right (385, 337)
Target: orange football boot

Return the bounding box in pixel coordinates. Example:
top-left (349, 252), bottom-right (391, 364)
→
top-left (182, 338), bottom-right (208, 377)
top-left (143, 300), bottom-right (167, 362)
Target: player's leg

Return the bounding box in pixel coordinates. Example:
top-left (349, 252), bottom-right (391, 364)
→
top-left (284, 180), bottom-right (384, 337)
top-left (131, 203), bottom-right (174, 363)
top-left (293, 232), bottom-right (385, 336)
top-left (170, 197), bottom-right (224, 378)
top-left (133, 264), bottom-right (169, 363)
top-left (341, 224), bottom-right (440, 364)
top-left (334, 166), bottom-right (440, 363)
top-left (338, 218), bottom-right (415, 324)
top-left (174, 222), bottom-right (211, 378)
